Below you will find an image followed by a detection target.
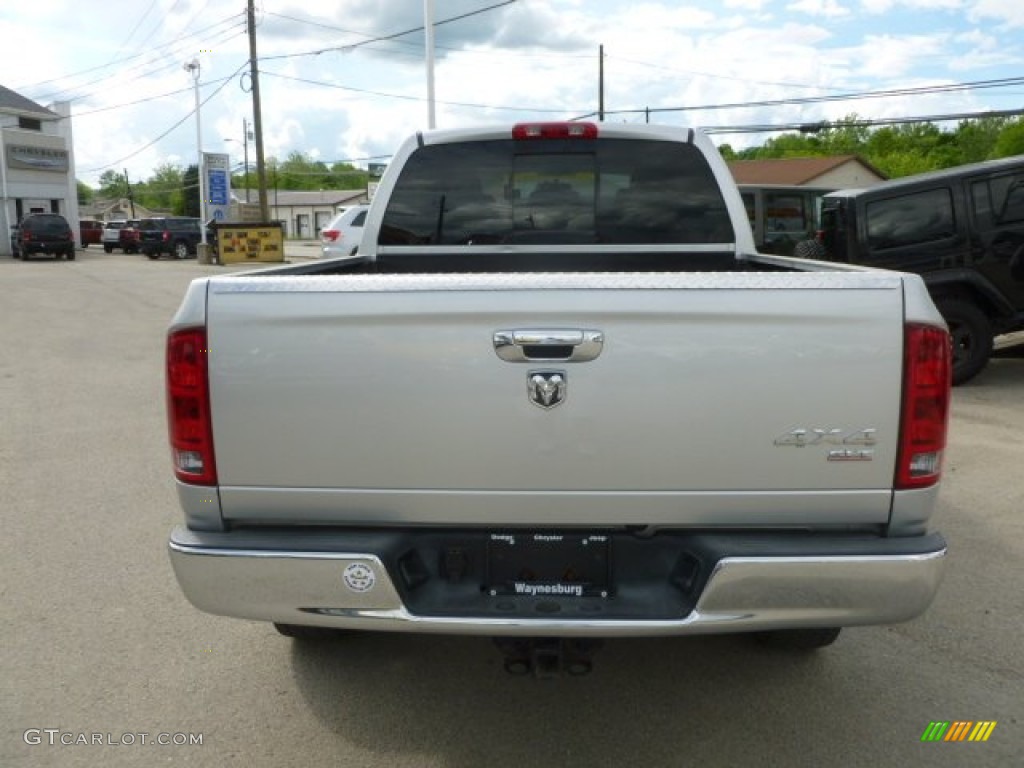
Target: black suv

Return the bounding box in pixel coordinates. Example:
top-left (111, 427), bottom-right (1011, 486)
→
top-left (11, 213), bottom-right (76, 260)
top-left (138, 217), bottom-right (203, 260)
top-left (813, 156), bottom-right (1024, 384)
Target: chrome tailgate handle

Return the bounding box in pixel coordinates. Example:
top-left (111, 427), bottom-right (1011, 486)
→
top-left (493, 329), bottom-right (604, 362)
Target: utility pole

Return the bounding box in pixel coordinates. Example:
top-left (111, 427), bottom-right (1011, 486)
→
top-left (123, 169), bottom-right (135, 218)
top-left (247, 0), bottom-right (269, 221)
top-left (242, 117), bottom-right (250, 203)
top-left (598, 44), bottom-right (604, 122)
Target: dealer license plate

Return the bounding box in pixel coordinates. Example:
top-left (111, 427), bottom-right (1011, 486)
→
top-left (486, 532), bottom-right (610, 598)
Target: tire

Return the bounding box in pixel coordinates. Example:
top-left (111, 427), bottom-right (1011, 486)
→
top-left (754, 627), bottom-right (841, 650)
top-left (66, 249), bottom-right (76, 260)
top-left (793, 239), bottom-right (826, 259)
top-left (173, 241), bottom-right (189, 260)
top-left (104, 244), bottom-right (113, 253)
top-left (147, 252), bottom-right (159, 260)
top-left (273, 623), bottom-right (348, 641)
top-left (936, 298), bottom-right (993, 385)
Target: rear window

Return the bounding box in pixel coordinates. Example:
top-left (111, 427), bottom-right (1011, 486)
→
top-left (379, 139), bottom-right (733, 247)
top-left (866, 188), bottom-right (955, 251)
top-left (26, 216), bottom-right (70, 235)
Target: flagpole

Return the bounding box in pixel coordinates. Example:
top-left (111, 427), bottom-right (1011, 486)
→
top-left (424, 0), bottom-right (436, 129)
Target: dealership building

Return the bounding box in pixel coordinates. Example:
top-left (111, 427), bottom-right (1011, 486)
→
top-left (1, 85), bottom-right (79, 257)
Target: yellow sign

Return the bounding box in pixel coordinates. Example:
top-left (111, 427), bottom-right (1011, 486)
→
top-left (215, 223), bottom-right (284, 264)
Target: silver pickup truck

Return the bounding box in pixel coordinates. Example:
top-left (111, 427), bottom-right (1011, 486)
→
top-left (167, 122), bottom-right (951, 670)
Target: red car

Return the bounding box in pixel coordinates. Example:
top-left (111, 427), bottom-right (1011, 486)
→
top-left (79, 219), bottom-right (103, 248)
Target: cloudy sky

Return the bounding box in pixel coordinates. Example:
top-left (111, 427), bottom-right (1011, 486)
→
top-left (2, 0), bottom-right (1022, 187)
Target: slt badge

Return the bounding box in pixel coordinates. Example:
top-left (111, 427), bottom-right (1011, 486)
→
top-left (528, 370), bottom-right (566, 409)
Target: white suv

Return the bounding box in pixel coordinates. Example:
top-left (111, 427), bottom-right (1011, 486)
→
top-left (319, 205), bottom-right (368, 260)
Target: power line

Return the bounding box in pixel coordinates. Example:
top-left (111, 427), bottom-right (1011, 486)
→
top-left (604, 53), bottom-right (848, 94)
top-left (81, 62), bottom-right (249, 175)
top-left (260, 70), bottom-right (574, 113)
top-left (572, 76), bottom-right (1024, 121)
top-left (262, 0), bottom-right (518, 62)
top-left (18, 13), bottom-right (244, 102)
top-left (701, 108), bottom-right (1024, 135)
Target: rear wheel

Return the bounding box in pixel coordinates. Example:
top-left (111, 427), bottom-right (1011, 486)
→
top-left (66, 249), bottom-right (76, 260)
top-left (103, 244), bottom-right (113, 253)
top-left (793, 239), bottom-right (826, 259)
top-left (936, 298), bottom-right (993, 385)
top-left (754, 627), bottom-right (841, 650)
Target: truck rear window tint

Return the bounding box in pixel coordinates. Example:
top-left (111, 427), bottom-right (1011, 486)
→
top-left (378, 139), bottom-right (734, 247)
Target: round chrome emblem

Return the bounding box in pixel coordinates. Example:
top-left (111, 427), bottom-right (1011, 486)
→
top-left (343, 563), bottom-right (376, 593)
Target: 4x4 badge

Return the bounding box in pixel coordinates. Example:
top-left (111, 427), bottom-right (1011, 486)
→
top-left (528, 371), bottom-right (566, 409)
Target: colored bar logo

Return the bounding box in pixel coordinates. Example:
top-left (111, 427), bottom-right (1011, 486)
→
top-left (921, 721), bottom-right (997, 742)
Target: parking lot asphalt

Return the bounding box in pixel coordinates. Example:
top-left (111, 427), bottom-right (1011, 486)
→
top-left (2, 250), bottom-right (1022, 768)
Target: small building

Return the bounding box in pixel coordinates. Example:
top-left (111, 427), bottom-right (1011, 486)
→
top-left (79, 198), bottom-right (159, 222)
top-left (726, 156), bottom-right (887, 255)
top-left (1, 84), bottom-right (79, 256)
top-left (727, 155), bottom-right (887, 189)
top-left (235, 188), bottom-right (367, 238)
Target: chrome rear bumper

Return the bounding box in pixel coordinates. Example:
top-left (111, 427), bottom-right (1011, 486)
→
top-left (169, 526), bottom-right (946, 637)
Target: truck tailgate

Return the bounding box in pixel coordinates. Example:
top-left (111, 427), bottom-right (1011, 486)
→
top-left (206, 272), bottom-right (906, 527)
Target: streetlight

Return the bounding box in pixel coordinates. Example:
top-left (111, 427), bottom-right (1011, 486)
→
top-left (183, 58), bottom-right (208, 250)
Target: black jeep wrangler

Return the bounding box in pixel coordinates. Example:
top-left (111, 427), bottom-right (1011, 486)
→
top-left (810, 156), bottom-right (1024, 384)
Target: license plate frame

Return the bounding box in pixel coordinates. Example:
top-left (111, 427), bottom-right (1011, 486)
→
top-left (486, 532), bottom-right (610, 598)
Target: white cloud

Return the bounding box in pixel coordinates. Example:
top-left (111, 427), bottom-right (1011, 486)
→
top-left (860, 0), bottom-right (963, 11)
top-left (3, 0), bottom-right (1022, 187)
top-left (968, 0), bottom-right (1024, 26)
top-left (786, 0), bottom-right (850, 17)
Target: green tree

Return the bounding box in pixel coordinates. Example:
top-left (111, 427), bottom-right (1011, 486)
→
top-left (954, 117), bottom-right (1008, 163)
top-left (76, 180), bottom-right (94, 206)
top-left (755, 132), bottom-right (821, 158)
top-left (137, 162), bottom-right (184, 213)
top-left (993, 118), bottom-right (1024, 157)
top-left (182, 164), bottom-right (200, 218)
top-left (717, 144), bottom-right (737, 161)
top-left (329, 162), bottom-right (369, 189)
top-left (97, 169), bottom-right (126, 199)
top-left (278, 151), bottom-right (330, 190)
top-left (816, 117), bottom-right (871, 156)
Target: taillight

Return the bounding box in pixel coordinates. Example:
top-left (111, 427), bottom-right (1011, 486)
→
top-left (513, 122), bottom-right (598, 140)
top-left (322, 230), bottom-right (341, 242)
top-left (167, 328), bottom-right (217, 485)
top-left (163, 231), bottom-right (171, 242)
top-left (896, 324), bottom-right (951, 489)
